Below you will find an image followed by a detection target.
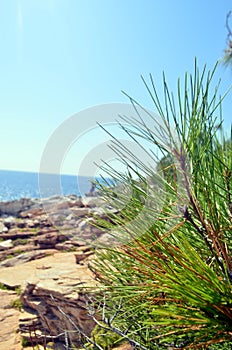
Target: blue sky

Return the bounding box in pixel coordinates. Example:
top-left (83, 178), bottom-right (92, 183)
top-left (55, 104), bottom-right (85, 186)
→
top-left (0, 0), bottom-right (231, 175)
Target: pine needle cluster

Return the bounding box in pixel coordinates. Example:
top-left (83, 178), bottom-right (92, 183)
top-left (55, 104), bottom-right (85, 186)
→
top-left (91, 61), bottom-right (232, 349)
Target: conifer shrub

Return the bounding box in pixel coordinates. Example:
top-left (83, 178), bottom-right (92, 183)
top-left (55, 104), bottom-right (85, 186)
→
top-left (89, 61), bottom-right (232, 349)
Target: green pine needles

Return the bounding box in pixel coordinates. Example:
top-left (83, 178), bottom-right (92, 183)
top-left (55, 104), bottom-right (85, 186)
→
top-left (90, 61), bottom-right (232, 349)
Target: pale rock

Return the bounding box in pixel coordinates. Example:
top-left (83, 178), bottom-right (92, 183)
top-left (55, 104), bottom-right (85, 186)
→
top-left (68, 199), bottom-right (84, 208)
top-left (0, 222), bottom-right (8, 233)
top-left (94, 232), bottom-right (120, 246)
top-left (0, 250), bottom-right (49, 268)
top-left (3, 216), bottom-right (16, 229)
top-left (78, 220), bottom-right (88, 230)
top-left (71, 207), bottom-right (89, 217)
top-left (0, 252), bottom-right (95, 290)
top-left (40, 196), bottom-right (73, 212)
top-left (55, 242), bottom-right (75, 251)
top-left (0, 290), bottom-right (22, 350)
top-left (65, 213), bottom-right (73, 221)
top-left (0, 198), bottom-right (35, 216)
top-left (0, 252), bottom-right (97, 347)
top-left (0, 239), bottom-right (13, 250)
top-left (89, 206), bottom-right (106, 216)
top-left (81, 196), bottom-right (105, 208)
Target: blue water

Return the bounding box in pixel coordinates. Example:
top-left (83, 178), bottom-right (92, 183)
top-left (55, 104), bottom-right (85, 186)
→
top-left (0, 170), bottom-right (95, 201)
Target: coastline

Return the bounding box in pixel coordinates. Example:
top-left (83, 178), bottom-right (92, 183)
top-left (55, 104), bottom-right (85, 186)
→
top-left (0, 169), bottom-right (97, 202)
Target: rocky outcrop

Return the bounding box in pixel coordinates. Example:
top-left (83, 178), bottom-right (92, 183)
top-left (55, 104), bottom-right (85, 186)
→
top-left (0, 250), bottom-right (55, 267)
top-left (0, 194), bottom-right (113, 266)
top-left (0, 239), bottom-right (13, 250)
top-left (0, 197), bottom-right (35, 216)
top-left (0, 194), bottom-right (118, 349)
top-left (0, 251), bottom-right (97, 349)
top-left (20, 283), bottom-right (96, 346)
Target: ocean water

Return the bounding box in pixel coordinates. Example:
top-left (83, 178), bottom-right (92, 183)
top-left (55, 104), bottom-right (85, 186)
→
top-left (0, 169), bottom-right (95, 202)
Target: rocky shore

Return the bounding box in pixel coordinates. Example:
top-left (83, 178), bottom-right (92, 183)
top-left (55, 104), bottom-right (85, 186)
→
top-left (0, 193), bottom-right (121, 350)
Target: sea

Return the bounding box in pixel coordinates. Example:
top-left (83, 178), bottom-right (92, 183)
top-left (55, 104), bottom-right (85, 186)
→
top-left (0, 169), bottom-right (96, 202)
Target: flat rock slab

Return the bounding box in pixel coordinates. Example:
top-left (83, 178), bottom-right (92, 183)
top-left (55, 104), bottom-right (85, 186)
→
top-left (0, 252), bottom-right (95, 292)
top-left (0, 249), bottom-right (56, 268)
top-left (0, 290), bottom-right (22, 350)
top-left (0, 252), bottom-right (96, 349)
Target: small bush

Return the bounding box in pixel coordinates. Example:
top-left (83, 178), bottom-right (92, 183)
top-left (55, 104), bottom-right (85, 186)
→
top-left (80, 325), bottom-right (122, 349)
top-left (0, 282), bottom-right (9, 290)
top-left (10, 298), bottom-right (23, 311)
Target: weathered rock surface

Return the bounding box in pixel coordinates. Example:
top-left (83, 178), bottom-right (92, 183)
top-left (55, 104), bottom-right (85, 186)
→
top-left (0, 195), bottom-right (111, 267)
top-left (0, 238), bottom-right (13, 250)
top-left (0, 249), bottom-right (56, 267)
top-left (0, 252), bottom-right (97, 348)
top-left (0, 194), bottom-right (118, 348)
top-left (0, 290), bottom-right (22, 350)
top-left (20, 283), bottom-right (96, 346)
top-left (0, 197), bottom-right (35, 216)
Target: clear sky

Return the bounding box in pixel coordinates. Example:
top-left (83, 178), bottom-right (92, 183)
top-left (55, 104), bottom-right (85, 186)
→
top-left (0, 0), bottom-right (231, 176)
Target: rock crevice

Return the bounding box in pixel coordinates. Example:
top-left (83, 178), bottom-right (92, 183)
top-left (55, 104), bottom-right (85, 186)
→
top-left (20, 283), bottom-right (96, 346)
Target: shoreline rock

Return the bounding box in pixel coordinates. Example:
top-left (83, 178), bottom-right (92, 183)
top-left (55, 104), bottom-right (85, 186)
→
top-left (0, 193), bottom-right (116, 349)
top-left (0, 194), bottom-right (109, 259)
top-left (0, 252), bottom-right (97, 349)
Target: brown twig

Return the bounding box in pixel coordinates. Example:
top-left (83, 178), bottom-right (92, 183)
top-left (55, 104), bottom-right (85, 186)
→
top-left (173, 146), bottom-right (232, 282)
top-left (226, 11), bottom-right (232, 44)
